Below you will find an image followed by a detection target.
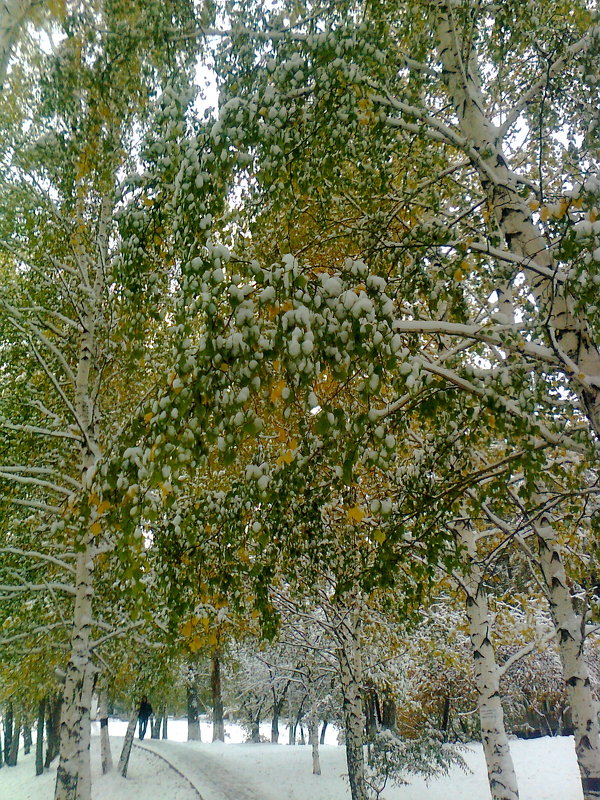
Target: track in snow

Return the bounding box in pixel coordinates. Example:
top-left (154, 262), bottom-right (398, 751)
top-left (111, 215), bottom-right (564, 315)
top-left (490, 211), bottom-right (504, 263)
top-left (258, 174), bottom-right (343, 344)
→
top-left (134, 739), bottom-right (263, 800)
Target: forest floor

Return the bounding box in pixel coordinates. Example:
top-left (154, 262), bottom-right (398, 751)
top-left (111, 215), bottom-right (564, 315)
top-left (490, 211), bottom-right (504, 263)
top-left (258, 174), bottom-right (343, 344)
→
top-left (0, 718), bottom-right (584, 800)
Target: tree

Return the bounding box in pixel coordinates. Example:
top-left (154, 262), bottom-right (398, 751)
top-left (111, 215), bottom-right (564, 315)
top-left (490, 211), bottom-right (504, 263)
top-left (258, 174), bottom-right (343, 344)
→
top-left (0, 2), bottom-right (205, 797)
top-left (2, 4), bottom-right (599, 800)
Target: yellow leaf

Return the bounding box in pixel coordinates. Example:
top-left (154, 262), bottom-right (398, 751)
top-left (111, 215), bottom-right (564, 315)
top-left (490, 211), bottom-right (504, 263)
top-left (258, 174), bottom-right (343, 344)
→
top-left (144, 412), bottom-right (153, 423)
top-left (347, 506), bottom-right (366, 523)
top-left (373, 530), bottom-right (386, 544)
top-left (454, 269), bottom-right (464, 282)
top-left (189, 636), bottom-right (203, 653)
top-left (528, 200), bottom-right (540, 211)
top-left (558, 198), bottom-right (569, 218)
top-left (96, 500), bottom-right (111, 515)
top-left (180, 619), bottom-right (194, 637)
top-left (238, 547), bottom-right (250, 563)
top-left (47, 0), bottom-right (67, 19)
top-left (270, 379), bottom-right (286, 403)
top-left (276, 449), bottom-right (294, 466)
top-left (90, 522), bottom-right (102, 535)
top-left (89, 492), bottom-right (100, 507)
top-left (539, 206), bottom-right (550, 222)
top-left (590, 210), bottom-right (598, 223)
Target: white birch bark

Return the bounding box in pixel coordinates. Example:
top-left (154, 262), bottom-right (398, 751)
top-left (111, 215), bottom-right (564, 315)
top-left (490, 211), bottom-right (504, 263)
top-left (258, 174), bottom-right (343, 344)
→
top-left (54, 545), bottom-right (95, 800)
top-left (98, 691), bottom-right (112, 774)
top-left (435, 4), bottom-right (600, 439)
top-left (335, 604), bottom-right (369, 800)
top-left (455, 522), bottom-right (519, 800)
top-left (54, 196), bottom-right (110, 800)
top-left (308, 717), bottom-right (321, 776)
top-left (531, 500), bottom-right (600, 800)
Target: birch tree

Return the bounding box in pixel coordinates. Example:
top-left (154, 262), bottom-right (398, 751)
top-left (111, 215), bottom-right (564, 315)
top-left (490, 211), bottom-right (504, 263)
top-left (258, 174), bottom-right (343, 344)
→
top-left (463, 453), bottom-right (600, 799)
top-left (509, 481), bottom-right (600, 799)
top-left (450, 518), bottom-right (519, 800)
top-left (0, 2), bottom-right (205, 798)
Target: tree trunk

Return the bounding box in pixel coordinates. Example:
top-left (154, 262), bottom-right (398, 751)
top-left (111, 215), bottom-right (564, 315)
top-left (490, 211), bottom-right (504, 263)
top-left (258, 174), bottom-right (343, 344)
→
top-left (211, 650), bottom-right (225, 742)
top-left (271, 710), bottom-right (280, 744)
top-left (4, 702), bottom-right (13, 764)
top-left (98, 692), bottom-right (113, 774)
top-left (458, 522), bottom-right (519, 800)
top-left (187, 682), bottom-right (201, 741)
top-left (364, 686), bottom-right (378, 739)
top-left (54, 543), bottom-right (95, 800)
top-left (271, 684), bottom-right (289, 744)
top-left (54, 219), bottom-right (106, 800)
top-left (23, 720), bottom-right (32, 755)
top-left (287, 695), bottom-right (296, 744)
top-left (381, 692), bottom-right (396, 731)
top-left (320, 720), bottom-right (328, 745)
top-left (117, 710), bottom-right (138, 778)
top-left (6, 710), bottom-right (21, 766)
top-left (161, 710), bottom-right (168, 739)
top-left (292, 695), bottom-right (306, 747)
top-left (441, 697), bottom-right (451, 741)
top-left (308, 719), bottom-right (321, 776)
top-left (150, 716), bottom-right (161, 738)
top-left (36, 699), bottom-right (45, 776)
top-left (336, 605), bottom-right (369, 800)
top-left (533, 505), bottom-right (600, 800)
top-left (45, 694), bottom-right (62, 768)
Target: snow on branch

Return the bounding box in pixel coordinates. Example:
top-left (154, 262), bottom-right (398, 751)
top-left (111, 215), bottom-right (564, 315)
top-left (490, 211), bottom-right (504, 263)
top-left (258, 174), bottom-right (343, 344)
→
top-left (0, 546), bottom-right (76, 573)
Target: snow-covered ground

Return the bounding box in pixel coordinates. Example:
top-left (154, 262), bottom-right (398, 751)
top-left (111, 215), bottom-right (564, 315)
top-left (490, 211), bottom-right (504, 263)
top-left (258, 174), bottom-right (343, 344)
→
top-left (0, 719), bottom-right (584, 800)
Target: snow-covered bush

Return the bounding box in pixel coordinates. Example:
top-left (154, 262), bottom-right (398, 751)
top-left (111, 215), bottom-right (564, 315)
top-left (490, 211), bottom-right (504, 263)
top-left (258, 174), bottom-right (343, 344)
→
top-left (365, 728), bottom-right (467, 799)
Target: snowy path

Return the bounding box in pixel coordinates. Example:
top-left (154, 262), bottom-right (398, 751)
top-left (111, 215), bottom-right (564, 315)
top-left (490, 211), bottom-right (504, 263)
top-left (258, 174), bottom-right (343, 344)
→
top-left (137, 739), bottom-right (265, 800)
top-left (133, 742), bottom-right (204, 799)
top-left (0, 725), bottom-right (585, 800)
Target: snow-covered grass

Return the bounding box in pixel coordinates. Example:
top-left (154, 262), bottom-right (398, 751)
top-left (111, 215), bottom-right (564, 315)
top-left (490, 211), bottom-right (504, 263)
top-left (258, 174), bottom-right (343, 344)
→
top-left (0, 719), bottom-right (584, 800)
